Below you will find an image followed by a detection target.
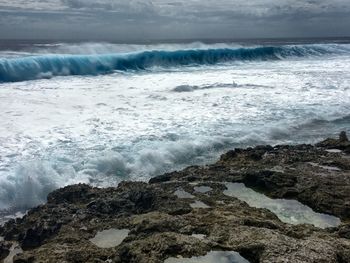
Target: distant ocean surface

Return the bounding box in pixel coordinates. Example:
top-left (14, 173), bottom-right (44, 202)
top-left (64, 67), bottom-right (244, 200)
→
top-left (0, 38), bottom-right (350, 215)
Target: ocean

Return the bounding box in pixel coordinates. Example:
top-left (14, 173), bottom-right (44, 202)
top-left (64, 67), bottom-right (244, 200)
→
top-left (0, 38), bottom-right (350, 215)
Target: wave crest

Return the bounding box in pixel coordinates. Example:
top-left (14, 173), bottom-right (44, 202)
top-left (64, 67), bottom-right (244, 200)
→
top-left (0, 44), bottom-right (349, 83)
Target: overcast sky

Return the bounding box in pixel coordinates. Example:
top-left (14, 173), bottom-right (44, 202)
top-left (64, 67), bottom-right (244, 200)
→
top-left (0, 0), bottom-right (349, 40)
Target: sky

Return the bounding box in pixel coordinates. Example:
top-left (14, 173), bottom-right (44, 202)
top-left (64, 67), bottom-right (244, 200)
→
top-left (0, 0), bottom-right (349, 40)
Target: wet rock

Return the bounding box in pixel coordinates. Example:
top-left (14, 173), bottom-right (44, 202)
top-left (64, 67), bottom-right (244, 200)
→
top-left (19, 223), bottom-right (61, 250)
top-left (115, 233), bottom-right (210, 263)
top-left (338, 224), bottom-right (350, 239)
top-left (149, 173), bottom-right (172, 184)
top-left (47, 184), bottom-right (96, 204)
top-left (2, 133), bottom-right (350, 262)
top-left (316, 131), bottom-right (350, 153)
top-left (220, 150), bottom-right (237, 161)
top-left (340, 131), bottom-right (349, 142)
top-left (0, 241), bottom-right (10, 260)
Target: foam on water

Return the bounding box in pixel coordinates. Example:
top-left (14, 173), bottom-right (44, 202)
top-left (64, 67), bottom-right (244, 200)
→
top-left (0, 211), bottom-right (25, 226)
top-left (0, 42), bottom-right (350, 216)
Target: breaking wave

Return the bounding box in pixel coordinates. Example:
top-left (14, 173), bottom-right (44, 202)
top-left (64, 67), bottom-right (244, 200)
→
top-left (0, 116), bottom-right (349, 213)
top-left (1, 44), bottom-right (349, 83)
top-left (0, 136), bottom-right (235, 212)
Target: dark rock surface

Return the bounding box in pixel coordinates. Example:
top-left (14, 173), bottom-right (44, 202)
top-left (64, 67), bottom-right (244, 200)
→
top-left (316, 131), bottom-right (350, 153)
top-left (0, 241), bottom-right (10, 260)
top-left (1, 132), bottom-right (350, 262)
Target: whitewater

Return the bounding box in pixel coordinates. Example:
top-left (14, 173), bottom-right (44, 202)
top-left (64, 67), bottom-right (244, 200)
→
top-left (0, 41), bottom-right (350, 216)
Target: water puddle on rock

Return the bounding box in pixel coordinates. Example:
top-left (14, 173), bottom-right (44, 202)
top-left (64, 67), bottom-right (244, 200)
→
top-left (190, 201), bottom-right (210, 209)
top-left (308, 162), bottom-right (341, 171)
top-left (164, 251), bottom-right (249, 263)
top-left (174, 188), bottom-right (195, 199)
top-left (89, 228), bottom-right (130, 248)
top-left (194, 186), bottom-right (212, 194)
top-left (325, 149), bottom-right (342, 153)
top-left (223, 183), bottom-right (341, 228)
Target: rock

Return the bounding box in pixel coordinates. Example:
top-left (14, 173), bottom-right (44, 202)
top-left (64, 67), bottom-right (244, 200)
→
top-left (316, 131), bottom-right (350, 153)
top-left (2, 133), bottom-right (350, 262)
top-left (338, 224), bottom-right (350, 239)
top-left (115, 233), bottom-right (210, 263)
top-left (0, 241), bottom-right (10, 260)
top-left (340, 131), bottom-right (349, 142)
top-left (149, 174), bottom-right (172, 184)
top-left (220, 150), bottom-right (237, 161)
top-left (47, 184), bottom-right (96, 204)
top-left (19, 223), bottom-right (61, 250)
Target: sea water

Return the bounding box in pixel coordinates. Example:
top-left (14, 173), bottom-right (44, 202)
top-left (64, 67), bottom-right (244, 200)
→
top-left (0, 40), bottom-right (349, 215)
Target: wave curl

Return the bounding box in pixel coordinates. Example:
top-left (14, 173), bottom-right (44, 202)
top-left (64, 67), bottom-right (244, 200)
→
top-left (0, 44), bottom-right (349, 83)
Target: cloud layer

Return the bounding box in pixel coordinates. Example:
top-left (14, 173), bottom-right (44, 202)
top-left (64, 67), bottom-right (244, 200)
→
top-left (0, 0), bottom-right (349, 40)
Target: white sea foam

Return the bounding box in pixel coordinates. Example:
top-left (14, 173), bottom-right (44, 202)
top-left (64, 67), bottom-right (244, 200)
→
top-left (0, 42), bottom-right (350, 215)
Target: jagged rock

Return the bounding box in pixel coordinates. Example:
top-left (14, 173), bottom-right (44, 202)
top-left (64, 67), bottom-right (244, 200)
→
top-left (47, 183), bottom-right (96, 205)
top-left (338, 224), bottom-right (350, 239)
top-left (1, 134), bottom-right (350, 262)
top-left (316, 131), bottom-right (350, 153)
top-left (340, 131), bottom-right (349, 142)
top-left (0, 241), bottom-right (10, 260)
top-left (19, 223), bottom-right (62, 250)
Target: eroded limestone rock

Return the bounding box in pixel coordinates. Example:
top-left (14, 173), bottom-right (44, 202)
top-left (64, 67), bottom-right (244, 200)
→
top-left (0, 133), bottom-right (350, 262)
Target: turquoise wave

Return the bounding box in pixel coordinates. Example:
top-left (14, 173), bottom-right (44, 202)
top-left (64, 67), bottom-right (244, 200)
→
top-left (0, 44), bottom-right (348, 83)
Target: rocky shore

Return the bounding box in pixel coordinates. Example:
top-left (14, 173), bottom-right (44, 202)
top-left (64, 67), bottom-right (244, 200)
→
top-left (1, 132), bottom-right (350, 263)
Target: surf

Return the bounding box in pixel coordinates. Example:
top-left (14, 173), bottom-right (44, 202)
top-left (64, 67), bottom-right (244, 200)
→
top-left (1, 44), bottom-right (349, 83)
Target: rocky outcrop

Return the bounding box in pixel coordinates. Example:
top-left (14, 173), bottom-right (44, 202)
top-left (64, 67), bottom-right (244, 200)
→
top-left (316, 131), bottom-right (350, 153)
top-left (0, 132), bottom-right (350, 262)
top-left (0, 241), bottom-right (10, 260)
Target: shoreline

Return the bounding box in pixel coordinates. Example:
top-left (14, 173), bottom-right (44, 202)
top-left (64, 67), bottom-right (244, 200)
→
top-left (1, 132), bottom-right (350, 262)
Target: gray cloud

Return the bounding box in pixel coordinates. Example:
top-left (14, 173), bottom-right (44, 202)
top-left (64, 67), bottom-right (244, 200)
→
top-left (0, 0), bottom-right (349, 40)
